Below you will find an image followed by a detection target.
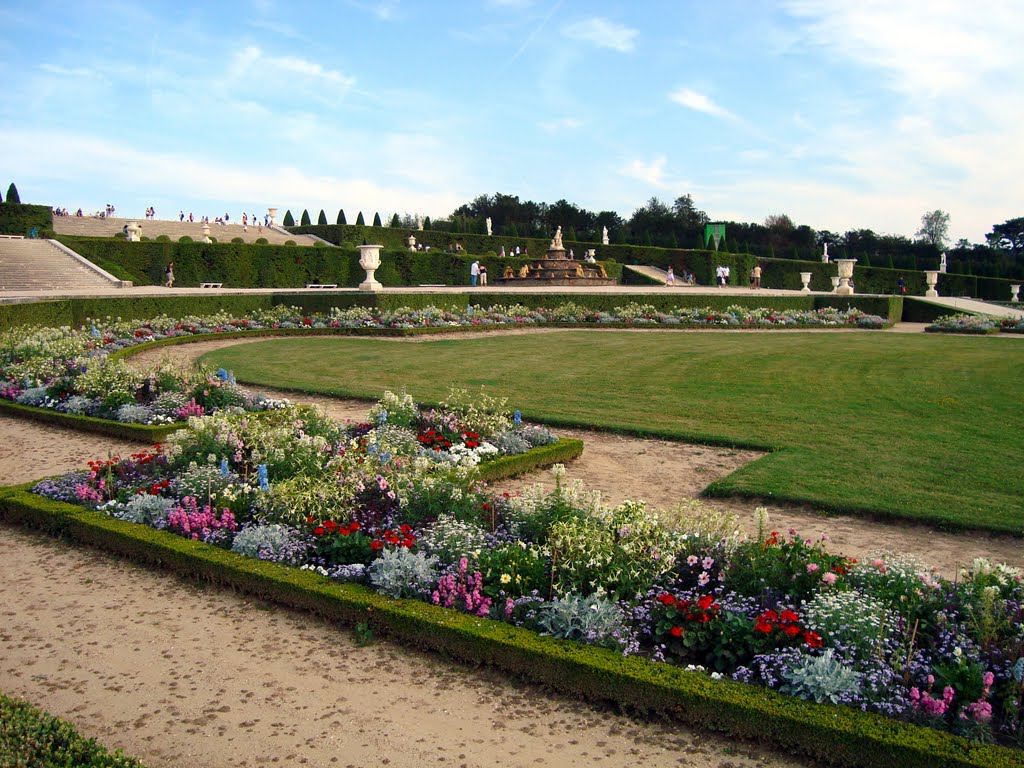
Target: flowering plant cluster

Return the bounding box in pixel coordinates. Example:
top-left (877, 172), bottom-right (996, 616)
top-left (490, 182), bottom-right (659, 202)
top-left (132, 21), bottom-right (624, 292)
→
top-left (927, 313), bottom-right (1003, 334)
top-left (28, 389), bottom-right (1024, 745)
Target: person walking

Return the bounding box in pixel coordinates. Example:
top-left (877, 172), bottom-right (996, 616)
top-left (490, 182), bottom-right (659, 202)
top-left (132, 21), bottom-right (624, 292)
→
top-left (470, 260), bottom-right (480, 286)
top-left (479, 264), bottom-right (488, 286)
top-left (164, 261), bottom-right (174, 288)
top-left (666, 265), bottom-right (675, 286)
top-left (897, 275), bottom-right (907, 295)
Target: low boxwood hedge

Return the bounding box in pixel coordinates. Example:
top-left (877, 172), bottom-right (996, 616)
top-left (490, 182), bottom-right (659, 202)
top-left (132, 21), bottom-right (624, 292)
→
top-left (0, 693), bottom-right (146, 767)
top-left (0, 490), bottom-right (1019, 768)
top-left (0, 398), bottom-right (181, 441)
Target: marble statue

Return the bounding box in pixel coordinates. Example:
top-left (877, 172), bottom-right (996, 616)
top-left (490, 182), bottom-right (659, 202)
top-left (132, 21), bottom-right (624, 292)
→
top-left (486, 217), bottom-right (492, 236)
top-left (602, 226), bottom-right (609, 245)
top-left (551, 226), bottom-right (564, 251)
top-left (822, 242), bottom-right (830, 263)
top-left (939, 252), bottom-right (947, 273)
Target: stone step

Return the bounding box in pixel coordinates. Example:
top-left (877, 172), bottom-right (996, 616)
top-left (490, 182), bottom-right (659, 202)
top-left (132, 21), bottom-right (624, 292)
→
top-left (0, 239), bottom-right (124, 291)
top-left (52, 216), bottom-right (321, 246)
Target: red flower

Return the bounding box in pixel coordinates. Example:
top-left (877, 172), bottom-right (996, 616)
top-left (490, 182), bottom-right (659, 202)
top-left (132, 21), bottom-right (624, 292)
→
top-left (760, 609), bottom-right (779, 624)
top-left (350, 522), bottom-right (361, 531)
top-left (754, 620), bottom-right (774, 634)
top-left (313, 526), bottom-right (325, 536)
top-left (324, 520), bottom-right (338, 531)
top-left (370, 540), bottom-right (384, 551)
top-left (780, 609), bottom-right (800, 624)
top-left (784, 624), bottom-right (801, 637)
top-left (697, 594), bottom-right (714, 610)
top-left (657, 592), bottom-right (676, 606)
top-left (803, 631), bottom-right (823, 648)
top-left (670, 626), bottom-right (683, 637)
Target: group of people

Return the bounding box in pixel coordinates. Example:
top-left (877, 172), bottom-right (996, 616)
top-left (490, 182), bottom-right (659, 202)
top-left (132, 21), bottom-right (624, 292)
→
top-left (143, 206), bottom-right (156, 219)
top-left (497, 245), bottom-right (528, 258)
top-left (664, 266), bottom-right (695, 286)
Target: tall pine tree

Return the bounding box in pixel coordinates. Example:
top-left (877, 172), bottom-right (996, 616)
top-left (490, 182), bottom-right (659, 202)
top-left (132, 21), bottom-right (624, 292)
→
top-left (390, 213), bottom-right (400, 227)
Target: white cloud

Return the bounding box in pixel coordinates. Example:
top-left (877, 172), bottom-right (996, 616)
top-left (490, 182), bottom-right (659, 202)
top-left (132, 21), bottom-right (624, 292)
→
top-left (227, 46), bottom-right (356, 91)
top-left (39, 64), bottom-right (95, 78)
top-left (538, 117), bottom-right (582, 132)
top-left (668, 88), bottom-right (737, 122)
top-left (619, 156), bottom-right (670, 189)
top-left (562, 18), bottom-right (637, 53)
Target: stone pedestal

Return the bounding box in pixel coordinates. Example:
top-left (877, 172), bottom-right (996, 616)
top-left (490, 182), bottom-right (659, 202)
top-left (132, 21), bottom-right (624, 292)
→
top-left (835, 258), bottom-right (857, 295)
top-left (268, 207), bottom-right (278, 226)
top-left (800, 272), bottom-right (812, 293)
top-left (924, 270), bottom-right (939, 298)
top-left (201, 223), bottom-right (212, 244)
top-left (358, 244), bottom-right (384, 291)
top-left (126, 221), bottom-right (142, 242)
top-left (1011, 284), bottom-right (1020, 303)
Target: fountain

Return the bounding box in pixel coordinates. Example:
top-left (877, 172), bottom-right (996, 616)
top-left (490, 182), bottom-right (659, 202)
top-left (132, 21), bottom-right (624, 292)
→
top-left (495, 226), bottom-right (616, 286)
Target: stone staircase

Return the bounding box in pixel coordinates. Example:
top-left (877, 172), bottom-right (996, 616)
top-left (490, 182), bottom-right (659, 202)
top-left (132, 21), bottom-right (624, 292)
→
top-left (0, 238), bottom-right (129, 291)
top-left (52, 216), bottom-right (321, 246)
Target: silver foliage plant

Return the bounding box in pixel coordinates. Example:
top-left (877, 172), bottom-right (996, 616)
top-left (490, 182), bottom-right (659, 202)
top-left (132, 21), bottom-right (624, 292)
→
top-left (368, 548), bottom-right (440, 599)
top-left (536, 593), bottom-right (634, 652)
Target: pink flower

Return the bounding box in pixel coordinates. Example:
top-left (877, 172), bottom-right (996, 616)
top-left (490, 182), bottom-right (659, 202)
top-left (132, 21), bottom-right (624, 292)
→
top-left (687, 555), bottom-right (699, 566)
top-left (697, 572), bottom-right (710, 586)
top-left (701, 556), bottom-right (714, 570)
top-left (821, 572), bottom-right (837, 585)
top-left (806, 563), bottom-right (820, 573)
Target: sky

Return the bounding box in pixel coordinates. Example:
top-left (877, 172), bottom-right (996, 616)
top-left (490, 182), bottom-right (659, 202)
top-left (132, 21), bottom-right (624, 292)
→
top-left (1, 1), bottom-right (1021, 244)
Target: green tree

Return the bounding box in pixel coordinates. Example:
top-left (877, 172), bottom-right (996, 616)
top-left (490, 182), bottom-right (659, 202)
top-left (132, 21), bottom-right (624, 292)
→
top-left (986, 217), bottom-right (1024, 255)
top-left (283, 210), bottom-right (295, 226)
top-left (423, 216), bottom-right (431, 230)
top-left (372, 212), bottom-right (382, 227)
top-left (300, 209), bottom-right (311, 226)
top-left (672, 194), bottom-right (709, 228)
top-left (355, 211), bottom-right (365, 226)
top-left (5, 183), bottom-right (20, 204)
top-left (390, 213), bottom-right (400, 228)
top-left (642, 230), bottom-right (652, 247)
top-left (337, 209), bottom-right (347, 225)
top-left (916, 210), bottom-right (950, 249)
top-left (317, 209), bottom-right (327, 226)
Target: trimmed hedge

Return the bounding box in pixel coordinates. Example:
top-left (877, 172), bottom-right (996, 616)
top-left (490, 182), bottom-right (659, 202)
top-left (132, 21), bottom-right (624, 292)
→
top-left (0, 293), bottom-right (900, 333)
top-left (475, 438), bottom-right (583, 482)
top-left (0, 693), bottom-right (146, 767)
top-left (0, 203), bottom-right (53, 236)
top-left (1, 490), bottom-right (1020, 768)
top-left (291, 225), bottom-right (1022, 302)
top-left (0, 398), bottom-right (181, 442)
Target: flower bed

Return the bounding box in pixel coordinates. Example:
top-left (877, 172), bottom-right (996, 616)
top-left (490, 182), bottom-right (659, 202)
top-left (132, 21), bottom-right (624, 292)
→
top-left (926, 314), bottom-right (1002, 334)
top-left (19, 389), bottom-right (1024, 758)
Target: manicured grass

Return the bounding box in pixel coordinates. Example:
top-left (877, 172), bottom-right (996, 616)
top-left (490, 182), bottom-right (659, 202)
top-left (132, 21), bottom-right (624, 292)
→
top-left (201, 331), bottom-right (1024, 535)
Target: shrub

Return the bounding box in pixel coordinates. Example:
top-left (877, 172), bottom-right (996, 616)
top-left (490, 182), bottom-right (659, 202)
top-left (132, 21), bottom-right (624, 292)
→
top-left (156, 234), bottom-right (171, 242)
top-left (368, 388), bottom-right (418, 429)
top-left (232, 237), bottom-right (245, 244)
top-left (782, 649), bottom-right (863, 704)
top-left (536, 593), bottom-right (633, 651)
top-left (285, 240), bottom-right (296, 246)
top-left (112, 494), bottom-right (175, 526)
top-left (255, 237), bottom-right (269, 245)
top-left (178, 235), bottom-right (193, 243)
top-left (232, 523), bottom-right (312, 564)
top-left (368, 547), bottom-right (439, 599)
top-left (114, 403), bottom-right (154, 423)
top-left (300, 209), bottom-right (311, 226)
top-left (283, 210), bottom-right (295, 226)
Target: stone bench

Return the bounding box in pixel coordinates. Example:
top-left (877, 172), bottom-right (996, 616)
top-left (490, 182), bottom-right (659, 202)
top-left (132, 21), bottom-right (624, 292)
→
top-left (199, 282), bottom-right (223, 288)
top-left (305, 283), bottom-right (337, 289)
top-left (418, 284), bottom-right (446, 287)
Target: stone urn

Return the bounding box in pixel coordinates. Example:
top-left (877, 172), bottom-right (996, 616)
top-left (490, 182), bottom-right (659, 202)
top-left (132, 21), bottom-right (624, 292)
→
top-left (267, 207), bottom-right (278, 226)
top-left (1011, 284), bottom-right (1020, 303)
top-left (799, 272), bottom-right (813, 293)
top-left (830, 276), bottom-right (840, 292)
top-left (201, 223), bottom-right (212, 244)
top-left (834, 258), bottom-right (857, 295)
top-left (357, 243), bottom-right (384, 291)
top-left (406, 234), bottom-right (417, 251)
top-left (924, 270), bottom-right (939, 298)
top-left (126, 221), bottom-right (142, 242)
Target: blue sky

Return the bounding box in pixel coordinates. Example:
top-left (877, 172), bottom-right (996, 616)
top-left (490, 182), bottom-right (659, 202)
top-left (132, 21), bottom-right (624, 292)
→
top-left (1, 1), bottom-right (1020, 243)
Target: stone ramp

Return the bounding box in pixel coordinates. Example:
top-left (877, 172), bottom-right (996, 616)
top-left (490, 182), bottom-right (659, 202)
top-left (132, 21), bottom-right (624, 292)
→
top-left (623, 264), bottom-right (670, 284)
top-left (53, 215), bottom-right (321, 246)
top-left (915, 295), bottom-right (1024, 320)
top-left (0, 238), bottom-right (129, 291)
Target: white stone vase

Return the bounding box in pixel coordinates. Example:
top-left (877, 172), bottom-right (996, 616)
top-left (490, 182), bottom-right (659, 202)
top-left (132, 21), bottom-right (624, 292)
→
top-left (924, 270), bottom-right (939, 298)
top-left (126, 221), bottom-right (142, 242)
top-left (1011, 284), bottom-right (1020, 303)
top-left (830, 276), bottom-right (840, 292)
top-left (268, 207), bottom-right (278, 226)
top-left (406, 234), bottom-right (417, 251)
top-left (358, 244), bottom-right (384, 291)
top-left (835, 259), bottom-right (857, 295)
top-left (201, 223), bottom-right (212, 244)
top-left (799, 272), bottom-right (812, 293)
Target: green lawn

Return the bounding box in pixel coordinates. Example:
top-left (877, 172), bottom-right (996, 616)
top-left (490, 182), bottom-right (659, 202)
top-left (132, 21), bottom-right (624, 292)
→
top-left (201, 331), bottom-right (1024, 535)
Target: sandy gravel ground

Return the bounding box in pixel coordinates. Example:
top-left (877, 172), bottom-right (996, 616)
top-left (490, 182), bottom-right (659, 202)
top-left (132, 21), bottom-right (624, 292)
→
top-left (1, 332), bottom-right (1020, 768)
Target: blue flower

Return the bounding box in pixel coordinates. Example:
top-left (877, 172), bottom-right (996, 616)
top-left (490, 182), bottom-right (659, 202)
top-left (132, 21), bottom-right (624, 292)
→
top-left (514, 410), bottom-right (522, 426)
top-left (220, 457), bottom-right (229, 477)
top-left (257, 464), bottom-right (269, 491)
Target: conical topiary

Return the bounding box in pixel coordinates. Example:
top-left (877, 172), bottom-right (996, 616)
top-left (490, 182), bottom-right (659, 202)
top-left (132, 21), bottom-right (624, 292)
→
top-left (337, 209), bottom-right (347, 225)
top-left (6, 183), bottom-right (20, 204)
top-left (355, 211), bottom-right (365, 226)
top-left (318, 209), bottom-right (327, 226)
top-left (283, 210), bottom-right (295, 226)
top-left (300, 209), bottom-right (311, 226)
top-left (372, 212), bottom-right (382, 227)
top-left (390, 213), bottom-right (400, 227)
